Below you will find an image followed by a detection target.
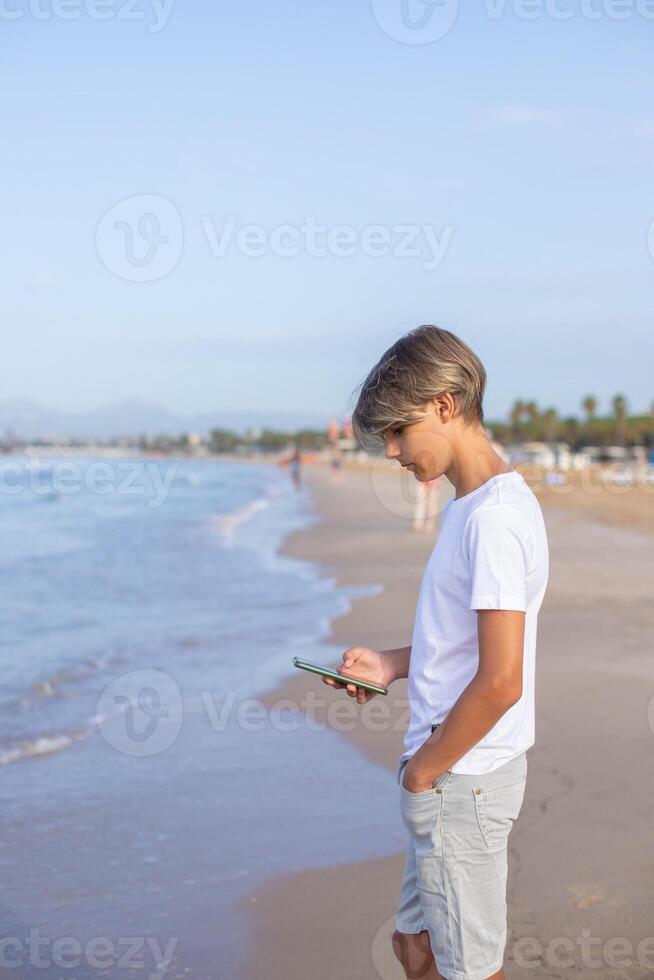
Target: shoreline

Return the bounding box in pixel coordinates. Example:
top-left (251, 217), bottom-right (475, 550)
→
top-left (242, 461), bottom-right (654, 980)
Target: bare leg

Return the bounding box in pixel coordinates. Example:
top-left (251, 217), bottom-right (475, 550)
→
top-left (392, 929), bottom-right (443, 979)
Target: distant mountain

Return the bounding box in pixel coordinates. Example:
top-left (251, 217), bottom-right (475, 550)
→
top-left (0, 399), bottom-right (329, 440)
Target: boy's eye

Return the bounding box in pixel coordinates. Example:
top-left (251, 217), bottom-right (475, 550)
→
top-left (394, 427), bottom-right (404, 435)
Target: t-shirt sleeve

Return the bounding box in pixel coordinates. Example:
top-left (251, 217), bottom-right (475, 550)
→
top-left (464, 504), bottom-right (533, 612)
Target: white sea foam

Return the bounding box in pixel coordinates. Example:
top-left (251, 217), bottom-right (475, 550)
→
top-left (211, 495), bottom-right (272, 542)
top-left (0, 730), bottom-right (91, 767)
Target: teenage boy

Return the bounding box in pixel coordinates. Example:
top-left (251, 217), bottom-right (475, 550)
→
top-left (323, 325), bottom-right (549, 980)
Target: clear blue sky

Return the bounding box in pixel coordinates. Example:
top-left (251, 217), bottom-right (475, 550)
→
top-left (4, 0), bottom-right (654, 424)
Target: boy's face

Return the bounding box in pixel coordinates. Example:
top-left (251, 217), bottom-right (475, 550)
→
top-left (383, 400), bottom-right (453, 481)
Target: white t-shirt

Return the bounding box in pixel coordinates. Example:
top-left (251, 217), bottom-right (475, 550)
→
top-left (399, 470), bottom-right (549, 775)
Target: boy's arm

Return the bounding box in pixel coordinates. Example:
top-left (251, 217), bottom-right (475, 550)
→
top-left (380, 644), bottom-right (411, 681)
top-left (402, 610), bottom-right (524, 792)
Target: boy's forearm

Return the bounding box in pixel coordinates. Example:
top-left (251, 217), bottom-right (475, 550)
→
top-left (409, 677), bottom-right (519, 779)
top-left (380, 645), bottom-right (411, 683)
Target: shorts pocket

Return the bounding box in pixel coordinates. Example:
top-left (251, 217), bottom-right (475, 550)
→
top-left (400, 764), bottom-right (453, 799)
top-left (472, 777), bottom-right (526, 850)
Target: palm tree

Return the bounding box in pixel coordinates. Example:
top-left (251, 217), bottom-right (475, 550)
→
top-left (510, 399), bottom-right (526, 439)
top-left (612, 394), bottom-right (627, 447)
top-left (542, 407), bottom-right (559, 444)
top-left (582, 395), bottom-right (597, 424)
top-left (524, 401), bottom-right (540, 426)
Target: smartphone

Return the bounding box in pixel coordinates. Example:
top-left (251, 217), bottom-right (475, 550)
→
top-left (292, 656), bottom-right (388, 695)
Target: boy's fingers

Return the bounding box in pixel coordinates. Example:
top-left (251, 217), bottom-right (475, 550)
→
top-left (322, 675), bottom-right (346, 688)
top-left (322, 672), bottom-right (367, 700)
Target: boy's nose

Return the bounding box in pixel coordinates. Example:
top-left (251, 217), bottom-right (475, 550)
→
top-left (384, 436), bottom-right (400, 460)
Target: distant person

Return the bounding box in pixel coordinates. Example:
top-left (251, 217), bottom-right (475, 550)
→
top-left (321, 325), bottom-right (549, 980)
top-left (289, 445), bottom-right (302, 489)
top-left (411, 474), bottom-right (441, 533)
top-left (329, 447), bottom-right (344, 485)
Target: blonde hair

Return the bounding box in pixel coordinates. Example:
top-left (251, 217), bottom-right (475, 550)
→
top-left (351, 325), bottom-right (486, 451)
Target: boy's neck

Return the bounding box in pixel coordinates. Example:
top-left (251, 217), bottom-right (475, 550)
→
top-left (446, 435), bottom-right (512, 501)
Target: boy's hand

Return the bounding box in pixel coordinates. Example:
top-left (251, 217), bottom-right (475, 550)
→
top-left (321, 646), bottom-right (394, 704)
top-left (401, 730), bottom-right (446, 792)
top-left (402, 755), bottom-right (445, 794)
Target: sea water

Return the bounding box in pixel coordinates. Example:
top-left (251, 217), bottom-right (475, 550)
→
top-left (0, 456), bottom-right (405, 979)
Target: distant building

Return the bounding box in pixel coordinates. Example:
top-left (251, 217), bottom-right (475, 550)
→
top-left (509, 442), bottom-right (556, 468)
top-left (576, 445), bottom-right (629, 468)
top-left (327, 417), bottom-right (340, 442)
top-left (552, 443), bottom-right (573, 470)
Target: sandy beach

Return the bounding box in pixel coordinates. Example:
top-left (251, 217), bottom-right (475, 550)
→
top-left (243, 461), bottom-right (654, 980)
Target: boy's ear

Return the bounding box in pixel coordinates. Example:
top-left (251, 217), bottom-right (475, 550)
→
top-left (432, 393), bottom-right (456, 423)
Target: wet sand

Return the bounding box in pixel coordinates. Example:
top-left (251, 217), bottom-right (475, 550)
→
top-left (242, 461), bottom-right (654, 980)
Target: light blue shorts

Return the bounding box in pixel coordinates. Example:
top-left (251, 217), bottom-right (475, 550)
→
top-left (395, 751), bottom-right (527, 980)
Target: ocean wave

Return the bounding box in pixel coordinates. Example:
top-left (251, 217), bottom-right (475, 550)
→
top-left (172, 472), bottom-right (209, 488)
top-left (0, 729), bottom-right (92, 768)
top-left (211, 495), bottom-right (272, 542)
top-left (0, 695), bottom-right (133, 768)
top-left (14, 653), bottom-right (129, 710)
